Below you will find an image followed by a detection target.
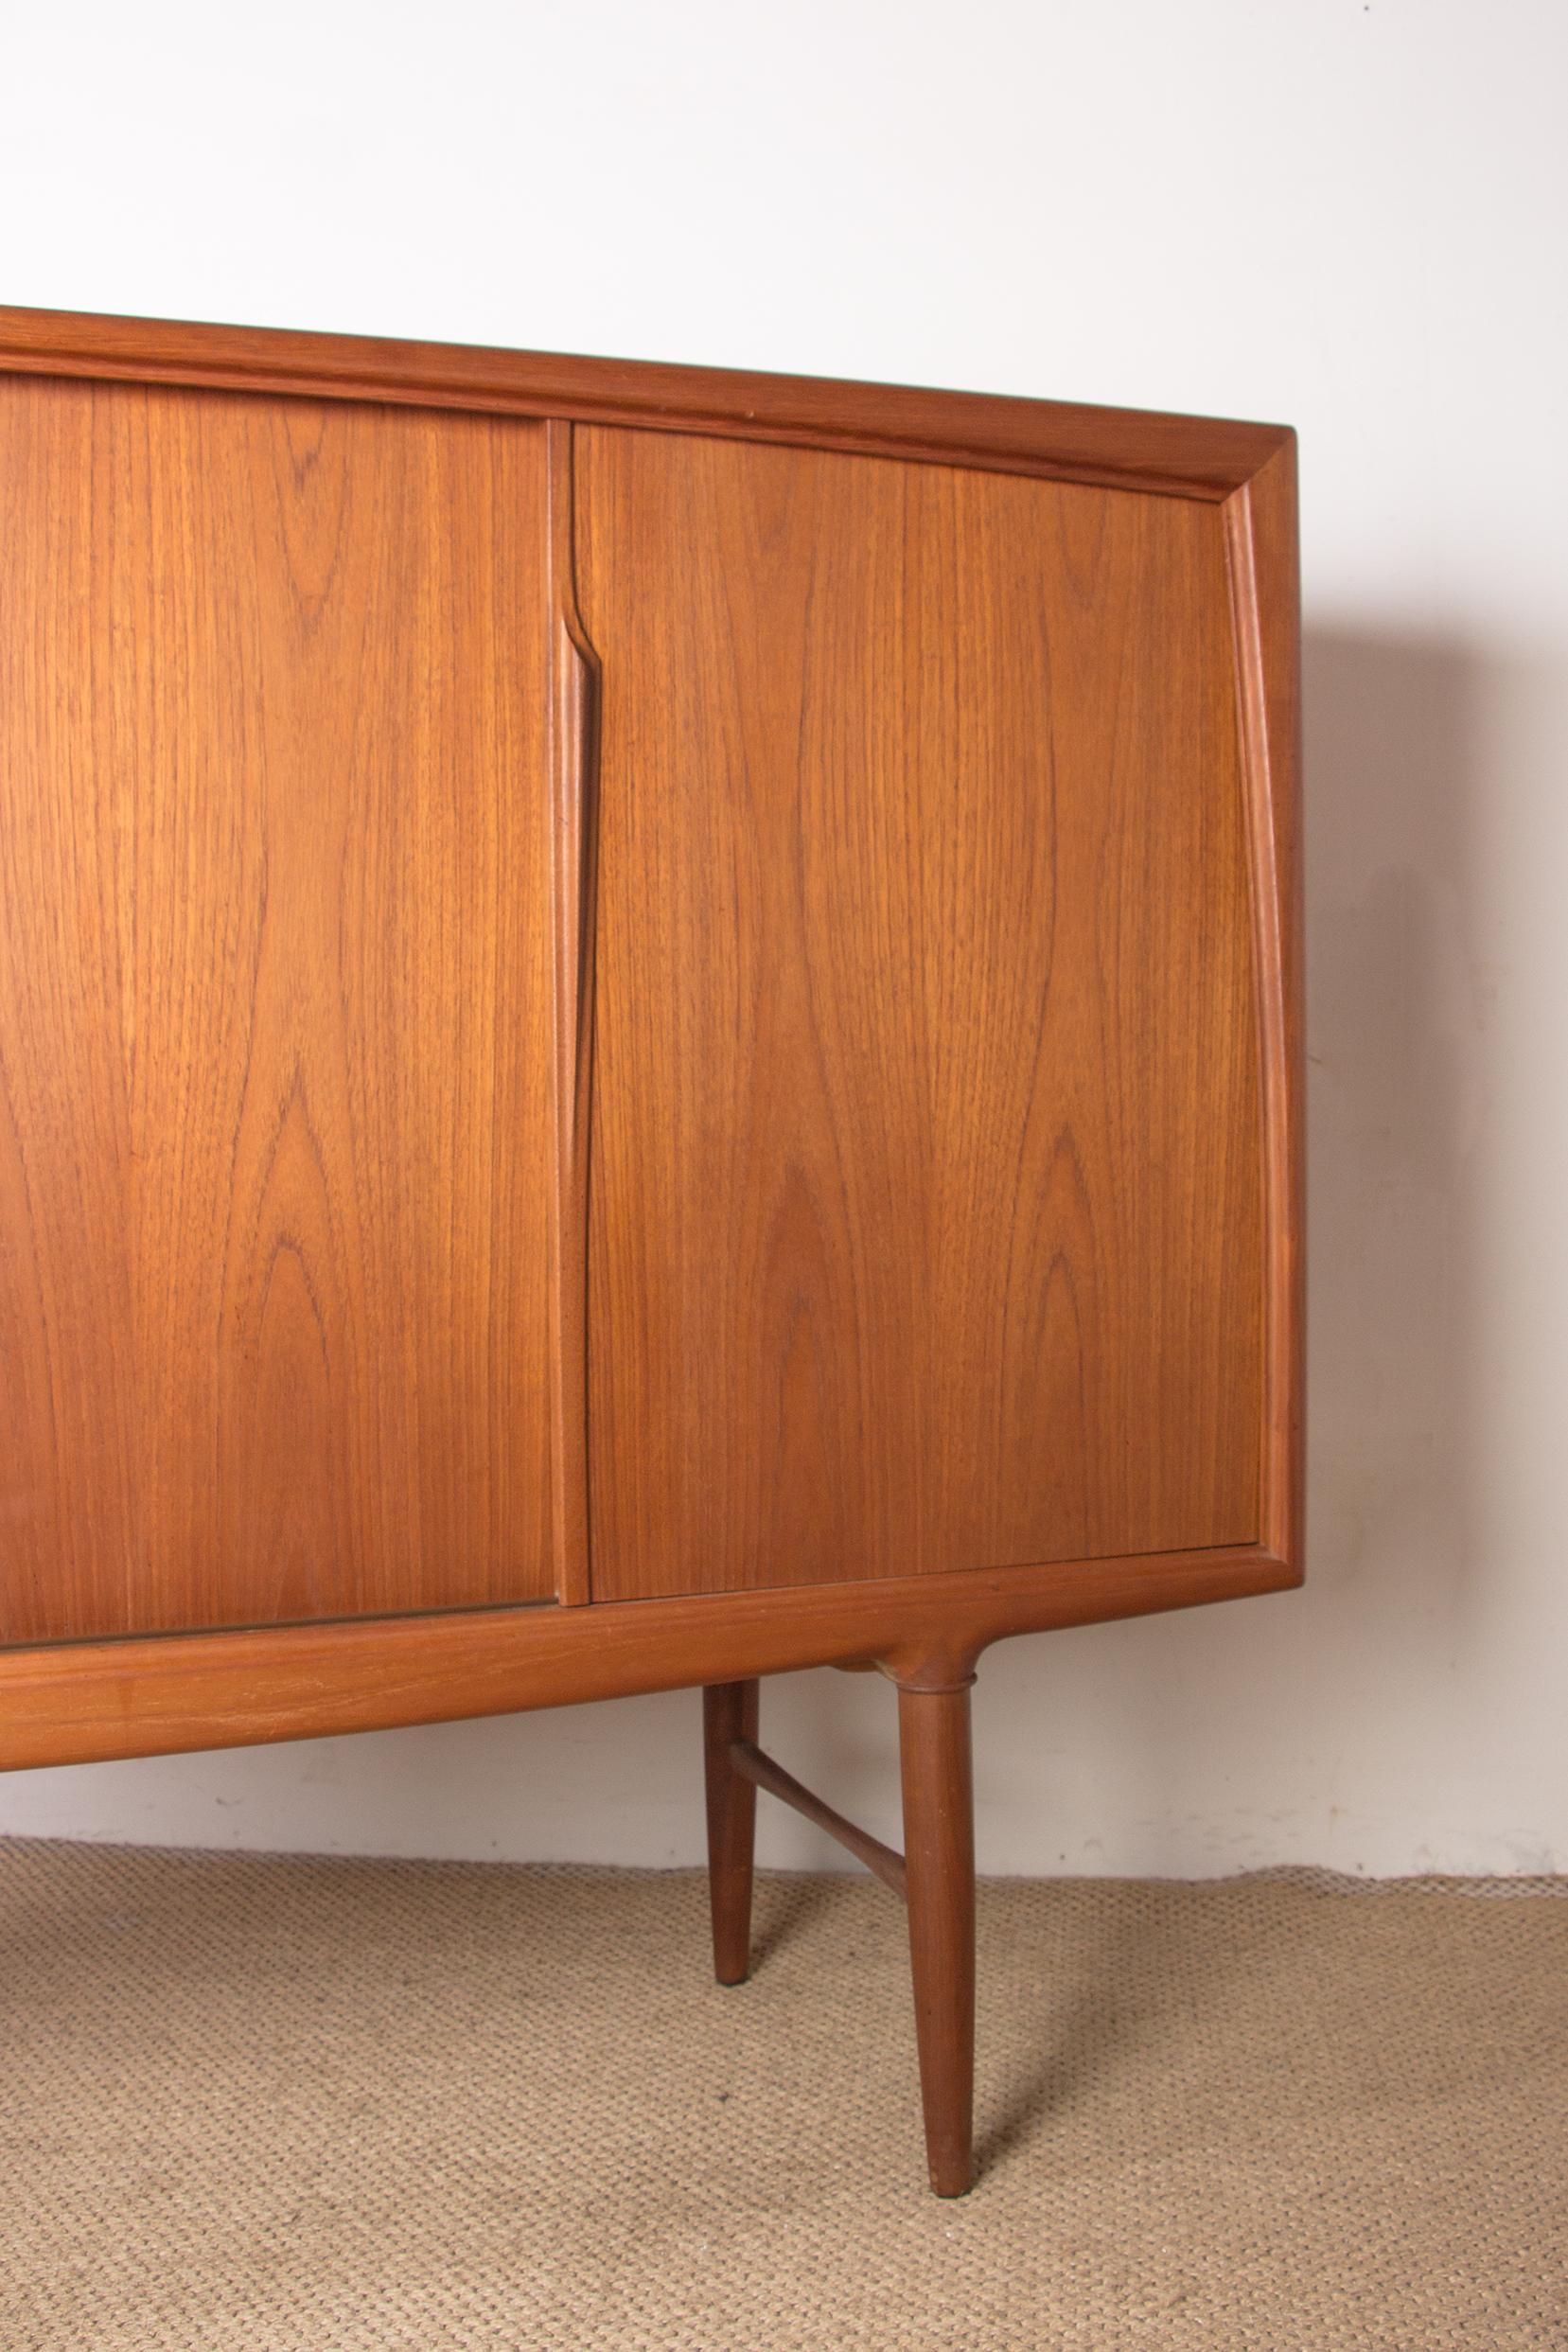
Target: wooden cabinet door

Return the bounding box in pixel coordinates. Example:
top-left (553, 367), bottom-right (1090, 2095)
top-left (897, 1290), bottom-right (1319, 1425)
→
top-left (0, 380), bottom-right (555, 1642)
top-left (575, 428), bottom-right (1264, 1601)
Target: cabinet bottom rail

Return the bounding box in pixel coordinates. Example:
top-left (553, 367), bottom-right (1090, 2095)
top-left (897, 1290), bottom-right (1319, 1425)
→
top-left (0, 1544), bottom-right (1293, 1774)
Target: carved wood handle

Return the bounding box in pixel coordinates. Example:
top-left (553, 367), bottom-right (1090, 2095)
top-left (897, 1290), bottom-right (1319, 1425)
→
top-left (555, 593), bottom-right (601, 1158)
top-left (547, 421), bottom-right (601, 1605)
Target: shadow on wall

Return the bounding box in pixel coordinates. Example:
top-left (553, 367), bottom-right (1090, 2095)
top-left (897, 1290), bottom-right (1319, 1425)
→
top-left (1302, 625), bottom-right (1489, 1623)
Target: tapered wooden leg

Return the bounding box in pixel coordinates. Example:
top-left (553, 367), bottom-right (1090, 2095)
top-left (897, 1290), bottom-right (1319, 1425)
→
top-left (703, 1680), bottom-right (760, 1984)
top-left (898, 1678), bottom-right (976, 2197)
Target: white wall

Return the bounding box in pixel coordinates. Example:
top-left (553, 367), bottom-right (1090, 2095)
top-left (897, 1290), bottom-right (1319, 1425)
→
top-left (2, 0), bottom-right (1565, 1877)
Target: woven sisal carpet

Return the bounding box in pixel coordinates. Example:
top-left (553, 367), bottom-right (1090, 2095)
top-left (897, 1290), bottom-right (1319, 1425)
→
top-left (2, 1840), bottom-right (1564, 2350)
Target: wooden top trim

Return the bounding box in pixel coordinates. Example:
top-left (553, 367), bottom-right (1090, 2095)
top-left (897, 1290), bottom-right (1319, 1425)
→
top-left (0, 305), bottom-right (1293, 500)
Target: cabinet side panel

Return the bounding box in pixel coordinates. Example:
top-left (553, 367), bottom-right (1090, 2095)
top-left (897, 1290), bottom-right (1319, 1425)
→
top-left (0, 380), bottom-right (555, 1641)
top-left (577, 429), bottom-right (1263, 1600)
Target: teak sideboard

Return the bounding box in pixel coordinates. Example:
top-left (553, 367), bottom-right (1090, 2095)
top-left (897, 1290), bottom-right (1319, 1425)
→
top-left (0, 307), bottom-right (1302, 2196)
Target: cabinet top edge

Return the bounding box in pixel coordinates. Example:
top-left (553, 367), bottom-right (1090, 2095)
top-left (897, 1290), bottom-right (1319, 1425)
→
top-left (0, 303), bottom-right (1294, 501)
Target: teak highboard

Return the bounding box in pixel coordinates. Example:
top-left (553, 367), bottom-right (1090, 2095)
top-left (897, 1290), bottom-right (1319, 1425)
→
top-left (0, 307), bottom-right (1302, 2196)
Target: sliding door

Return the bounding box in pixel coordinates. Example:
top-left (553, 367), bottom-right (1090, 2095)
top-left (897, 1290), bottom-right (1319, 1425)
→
top-left (0, 380), bottom-right (555, 1640)
top-left (575, 428), bottom-right (1264, 1600)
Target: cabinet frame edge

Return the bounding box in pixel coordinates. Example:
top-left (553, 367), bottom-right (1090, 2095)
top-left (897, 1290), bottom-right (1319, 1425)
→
top-left (1223, 438), bottom-right (1304, 1574)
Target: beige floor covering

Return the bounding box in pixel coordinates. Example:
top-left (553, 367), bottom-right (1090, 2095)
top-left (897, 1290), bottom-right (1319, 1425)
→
top-left (1, 1841), bottom-right (1565, 2351)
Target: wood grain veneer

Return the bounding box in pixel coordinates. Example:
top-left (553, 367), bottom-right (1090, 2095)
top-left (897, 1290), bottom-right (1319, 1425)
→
top-left (0, 306), bottom-right (1303, 2200)
top-left (576, 428), bottom-right (1264, 1600)
top-left (0, 378), bottom-right (555, 1643)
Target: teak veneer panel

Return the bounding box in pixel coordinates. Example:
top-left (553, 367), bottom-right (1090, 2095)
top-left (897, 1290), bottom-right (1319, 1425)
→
top-left (576, 429), bottom-right (1264, 1600)
top-left (0, 378), bottom-right (555, 1643)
